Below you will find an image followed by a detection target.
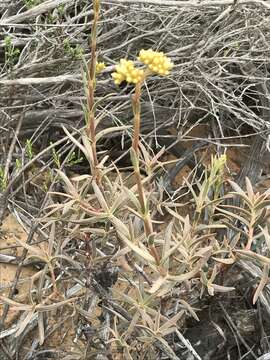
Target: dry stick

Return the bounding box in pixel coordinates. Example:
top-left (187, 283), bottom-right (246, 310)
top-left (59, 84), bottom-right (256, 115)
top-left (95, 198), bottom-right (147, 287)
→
top-left (0, 130), bottom-right (80, 230)
top-left (236, 63), bottom-right (270, 189)
top-left (0, 140), bottom-right (86, 346)
top-left (0, 0), bottom-right (76, 25)
top-left (9, 142), bottom-right (76, 200)
top-left (0, 112), bottom-right (24, 224)
top-left (3, 133), bottom-right (77, 190)
top-left (0, 226), bottom-right (38, 332)
top-left (0, 137), bottom-right (78, 330)
top-left (232, 64), bottom-right (270, 249)
top-left (0, 341), bottom-right (12, 360)
top-left (163, 140), bottom-right (207, 192)
top-left (219, 302), bottom-right (258, 359)
top-left (105, 0), bottom-right (270, 9)
top-left (0, 75), bottom-right (81, 86)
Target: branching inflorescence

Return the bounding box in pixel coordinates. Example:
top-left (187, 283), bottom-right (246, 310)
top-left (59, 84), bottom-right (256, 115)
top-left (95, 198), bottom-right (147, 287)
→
top-left (111, 49), bottom-right (173, 85)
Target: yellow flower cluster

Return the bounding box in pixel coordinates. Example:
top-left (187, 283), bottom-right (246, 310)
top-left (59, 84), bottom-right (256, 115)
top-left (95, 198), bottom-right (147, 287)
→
top-left (96, 61), bottom-right (106, 74)
top-left (138, 49), bottom-right (173, 76)
top-left (111, 59), bottom-right (144, 85)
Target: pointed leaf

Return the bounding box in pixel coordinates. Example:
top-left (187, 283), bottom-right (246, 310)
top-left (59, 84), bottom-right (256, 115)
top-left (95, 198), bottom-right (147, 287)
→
top-left (96, 125), bottom-right (131, 141)
top-left (15, 308), bottom-right (36, 337)
top-left (253, 264), bottom-right (269, 304)
top-left (148, 276), bottom-right (168, 294)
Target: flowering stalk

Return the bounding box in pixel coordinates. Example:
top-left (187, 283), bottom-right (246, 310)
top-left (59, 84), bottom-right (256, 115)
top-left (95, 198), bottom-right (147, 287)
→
top-left (111, 49), bottom-right (173, 264)
top-left (132, 82), bottom-right (142, 154)
top-left (87, 0), bottom-right (100, 184)
top-left (131, 81), bottom-right (160, 264)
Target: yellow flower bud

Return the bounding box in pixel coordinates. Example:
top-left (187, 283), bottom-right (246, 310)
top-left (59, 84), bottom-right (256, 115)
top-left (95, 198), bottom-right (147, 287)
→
top-left (96, 61), bottom-right (106, 74)
top-left (138, 49), bottom-right (173, 76)
top-left (111, 59), bottom-right (145, 85)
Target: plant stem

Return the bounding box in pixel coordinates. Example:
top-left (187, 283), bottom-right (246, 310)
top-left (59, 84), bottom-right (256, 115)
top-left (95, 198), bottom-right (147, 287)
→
top-left (87, 0), bottom-right (100, 184)
top-left (132, 82), bottom-right (159, 264)
top-left (246, 223), bottom-right (254, 250)
top-left (132, 83), bottom-right (141, 154)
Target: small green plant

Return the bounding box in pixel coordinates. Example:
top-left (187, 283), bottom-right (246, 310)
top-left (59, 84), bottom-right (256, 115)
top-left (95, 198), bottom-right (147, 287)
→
top-left (63, 39), bottom-right (84, 60)
top-left (26, 139), bottom-right (34, 160)
top-left (24, 0), bottom-right (42, 9)
top-left (0, 166), bottom-right (7, 191)
top-left (51, 143), bottom-right (61, 169)
top-left (57, 5), bottom-right (65, 16)
top-left (66, 151), bottom-right (83, 166)
top-left (47, 13), bottom-right (58, 24)
top-left (15, 158), bottom-right (22, 171)
top-left (4, 36), bottom-right (20, 72)
top-left (187, 153), bottom-right (227, 225)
